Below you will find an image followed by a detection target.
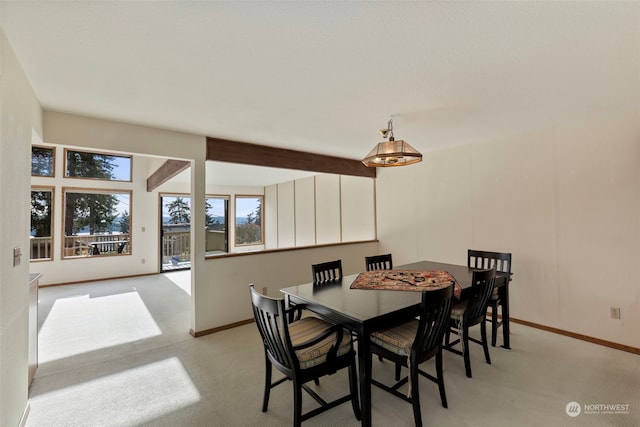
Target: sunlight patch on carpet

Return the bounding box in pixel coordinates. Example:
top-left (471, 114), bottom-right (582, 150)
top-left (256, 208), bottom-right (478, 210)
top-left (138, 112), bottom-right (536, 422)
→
top-left (29, 357), bottom-right (201, 425)
top-left (39, 291), bottom-right (162, 363)
top-left (163, 270), bottom-right (191, 295)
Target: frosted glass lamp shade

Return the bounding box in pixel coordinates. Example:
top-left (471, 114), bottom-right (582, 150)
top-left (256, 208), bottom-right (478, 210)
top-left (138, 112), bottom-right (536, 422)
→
top-left (362, 139), bottom-right (422, 167)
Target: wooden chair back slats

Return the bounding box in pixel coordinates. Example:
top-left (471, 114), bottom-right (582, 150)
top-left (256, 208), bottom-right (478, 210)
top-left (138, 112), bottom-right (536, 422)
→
top-left (250, 286), bottom-right (297, 373)
top-left (464, 268), bottom-right (496, 324)
top-left (468, 249), bottom-right (512, 348)
top-left (365, 254), bottom-right (393, 271)
top-left (468, 249), bottom-right (512, 275)
top-left (416, 284), bottom-right (454, 356)
top-left (312, 260), bottom-right (343, 283)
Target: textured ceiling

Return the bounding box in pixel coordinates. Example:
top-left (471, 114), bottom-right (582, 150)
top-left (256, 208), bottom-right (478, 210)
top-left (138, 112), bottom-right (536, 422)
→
top-left (2, 1), bottom-right (639, 184)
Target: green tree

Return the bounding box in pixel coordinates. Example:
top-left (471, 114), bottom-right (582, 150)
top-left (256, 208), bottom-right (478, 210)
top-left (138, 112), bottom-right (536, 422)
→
top-left (31, 147), bottom-right (54, 176)
top-left (205, 199), bottom-right (214, 226)
top-left (63, 152), bottom-right (121, 236)
top-left (250, 198), bottom-right (262, 225)
top-left (119, 210), bottom-right (130, 233)
top-left (236, 198), bottom-right (262, 244)
top-left (66, 151), bottom-right (115, 179)
top-left (167, 197), bottom-right (190, 224)
top-left (66, 192), bottom-right (119, 235)
top-left (30, 190), bottom-right (52, 237)
top-left (235, 223), bottom-right (262, 244)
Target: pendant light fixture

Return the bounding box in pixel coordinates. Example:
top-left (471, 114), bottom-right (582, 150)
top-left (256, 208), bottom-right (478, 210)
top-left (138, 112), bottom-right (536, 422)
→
top-left (361, 118), bottom-right (422, 167)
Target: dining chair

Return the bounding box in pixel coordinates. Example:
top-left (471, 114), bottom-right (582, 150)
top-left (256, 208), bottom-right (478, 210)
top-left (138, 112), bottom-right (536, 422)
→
top-left (249, 285), bottom-right (361, 426)
top-left (468, 250), bottom-right (512, 347)
top-left (365, 253), bottom-right (393, 271)
top-left (364, 254), bottom-right (394, 362)
top-left (312, 259), bottom-right (343, 284)
top-left (369, 284), bottom-right (454, 427)
top-left (444, 268), bottom-right (496, 378)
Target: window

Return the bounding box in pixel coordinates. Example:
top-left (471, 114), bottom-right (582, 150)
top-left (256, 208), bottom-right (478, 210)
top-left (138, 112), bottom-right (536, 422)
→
top-left (32, 146), bottom-right (55, 177)
top-left (63, 188), bottom-right (131, 258)
top-left (235, 195), bottom-right (263, 246)
top-left (206, 196), bottom-right (228, 254)
top-left (30, 187), bottom-right (54, 260)
top-left (65, 149), bottom-right (132, 181)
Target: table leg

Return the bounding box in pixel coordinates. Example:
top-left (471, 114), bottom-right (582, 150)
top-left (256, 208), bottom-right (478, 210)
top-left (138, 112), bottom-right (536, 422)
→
top-left (357, 330), bottom-right (372, 427)
top-left (500, 280), bottom-right (511, 350)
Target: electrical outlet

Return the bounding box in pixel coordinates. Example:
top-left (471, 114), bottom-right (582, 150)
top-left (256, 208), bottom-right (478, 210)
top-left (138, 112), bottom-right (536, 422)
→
top-left (141, 258), bottom-right (146, 264)
top-left (610, 307), bottom-right (621, 319)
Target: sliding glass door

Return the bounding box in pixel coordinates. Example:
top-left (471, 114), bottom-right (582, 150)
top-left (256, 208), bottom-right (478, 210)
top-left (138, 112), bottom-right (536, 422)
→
top-left (160, 195), bottom-right (229, 272)
top-left (160, 195), bottom-right (191, 271)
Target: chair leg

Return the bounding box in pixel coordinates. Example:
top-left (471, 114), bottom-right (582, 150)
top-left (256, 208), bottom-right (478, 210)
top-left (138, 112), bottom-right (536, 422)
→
top-left (436, 350), bottom-right (448, 408)
top-left (293, 380), bottom-right (303, 427)
top-left (491, 304), bottom-right (499, 347)
top-left (463, 326), bottom-right (472, 378)
top-left (410, 359), bottom-right (423, 427)
top-left (348, 361), bottom-right (362, 420)
top-left (481, 319), bottom-right (492, 365)
top-left (395, 363), bottom-right (402, 381)
top-left (262, 357), bottom-right (272, 412)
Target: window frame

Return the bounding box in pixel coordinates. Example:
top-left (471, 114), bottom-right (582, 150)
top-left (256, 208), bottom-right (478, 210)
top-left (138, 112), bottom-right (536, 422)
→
top-left (64, 148), bottom-right (133, 182)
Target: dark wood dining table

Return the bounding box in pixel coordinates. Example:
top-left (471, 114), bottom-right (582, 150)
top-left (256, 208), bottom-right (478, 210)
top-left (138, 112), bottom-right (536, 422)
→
top-left (280, 260), bottom-right (512, 427)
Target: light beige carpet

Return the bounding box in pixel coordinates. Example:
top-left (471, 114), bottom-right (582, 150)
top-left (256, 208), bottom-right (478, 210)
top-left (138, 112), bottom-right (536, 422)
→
top-left (27, 272), bottom-right (639, 426)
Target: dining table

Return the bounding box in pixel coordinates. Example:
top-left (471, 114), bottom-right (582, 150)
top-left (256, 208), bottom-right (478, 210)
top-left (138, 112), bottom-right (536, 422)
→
top-left (280, 260), bottom-right (512, 427)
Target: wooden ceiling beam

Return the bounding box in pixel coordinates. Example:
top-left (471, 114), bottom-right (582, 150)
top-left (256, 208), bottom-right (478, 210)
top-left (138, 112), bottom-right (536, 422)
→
top-left (146, 159), bottom-right (190, 192)
top-left (206, 137), bottom-right (376, 179)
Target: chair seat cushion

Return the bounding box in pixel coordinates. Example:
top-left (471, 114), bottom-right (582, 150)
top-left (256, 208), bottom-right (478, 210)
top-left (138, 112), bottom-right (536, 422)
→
top-left (370, 319), bottom-right (419, 357)
top-left (450, 300), bottom-right (468, 320)
top-left (289, 317), bottom-right (352, 369)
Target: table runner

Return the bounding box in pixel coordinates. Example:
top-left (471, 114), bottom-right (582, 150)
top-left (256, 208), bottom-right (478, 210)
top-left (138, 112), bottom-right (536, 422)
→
top-left (351, 270), bottom-right (461, 297)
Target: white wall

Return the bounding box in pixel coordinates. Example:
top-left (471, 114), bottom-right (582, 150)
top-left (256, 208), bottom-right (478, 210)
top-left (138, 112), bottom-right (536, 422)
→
top-left (315, 174), bottom-right (341, 244)
top-left (0, 30), bottom-right (43, 427)
top-left (294, 177), bottom-right (316, 246)
top-left (264, 185), bottom-right (278, 249)
top-left (276, 181), bottom-right (295, 248)
top-left (264, 174), bottom-right (376, 250)
top-left (341, 175), bottom-right (376, 242)
top-left (377, 112), bottom-right (640, 348)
